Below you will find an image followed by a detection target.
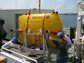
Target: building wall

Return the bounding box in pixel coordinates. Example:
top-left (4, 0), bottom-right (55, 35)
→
top-left (0, 9), bottom-right (54, 39)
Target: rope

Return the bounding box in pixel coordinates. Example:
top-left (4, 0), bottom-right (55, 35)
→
top-left (34, 34), bottom-right (37, 53)
top-left (26, 15), bottom-right (30, 33)
top-left (38, 34), bottom-right (41, 48)
top-left (42, 13), bottom-right (46, 33)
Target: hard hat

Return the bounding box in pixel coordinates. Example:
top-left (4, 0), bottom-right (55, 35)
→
top-left (12, 37), bottom-right (17, 42)
top-left (57, 32), bottom-right (63, 37)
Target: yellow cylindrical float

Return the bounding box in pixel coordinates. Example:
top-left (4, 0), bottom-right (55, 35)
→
top-left (18, 13), bottom-right (63, 48)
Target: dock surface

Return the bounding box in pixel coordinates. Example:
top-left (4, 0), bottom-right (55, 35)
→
top-left (0, 40), bottom-right (84, 63)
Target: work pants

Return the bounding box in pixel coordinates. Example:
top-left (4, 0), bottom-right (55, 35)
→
top-left (56, 56), bottom-right (68, 63)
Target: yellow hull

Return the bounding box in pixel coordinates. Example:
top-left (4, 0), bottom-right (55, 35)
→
top-left (18, 13), bottom-right (63, 48)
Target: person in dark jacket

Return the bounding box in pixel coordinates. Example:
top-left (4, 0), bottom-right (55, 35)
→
top-left (49, 32), bottom-right (68, 63)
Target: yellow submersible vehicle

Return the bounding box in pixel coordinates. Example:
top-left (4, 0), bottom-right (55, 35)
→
top-left (18, 12), bottom-right (63, 48)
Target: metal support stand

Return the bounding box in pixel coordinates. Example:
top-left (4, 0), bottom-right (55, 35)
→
top-left (22, 29), bottom-right (48, 55)
top-left (73, 43), bottom-right (76, 63)
top-left (24, 33), bottom-right (28, 48)
top-left (43, 33), bottom-right (48, 56)
top-left (43, 33), bottom-right (45, 55)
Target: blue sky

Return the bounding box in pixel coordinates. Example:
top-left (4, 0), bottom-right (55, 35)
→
top-left (0, 0), bottom-right (79, 13)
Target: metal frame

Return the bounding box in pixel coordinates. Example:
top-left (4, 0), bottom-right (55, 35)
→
top-left (76, 0), bottom-right (84, 40)
top-left (73, 1), bottom-right (84, 63)
top-left (23, 29), bottom-right (48, 55)
top-left (2, 47), bottom-right (38, 63)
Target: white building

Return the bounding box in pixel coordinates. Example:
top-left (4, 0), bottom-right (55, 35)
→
top-left (0, 9), bottom-right (54, 39)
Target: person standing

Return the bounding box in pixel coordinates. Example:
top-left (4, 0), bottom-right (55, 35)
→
top-left (64, 35), bottom-right (72, 50)
top-left (49, 32), bottom-right (68, 63)
top-left (51, 31), bottom-right (72, 49)
top-left (2, 37), bottom-right (21, 50)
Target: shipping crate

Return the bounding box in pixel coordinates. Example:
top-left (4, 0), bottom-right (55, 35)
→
top-left (0, 56), bottom-right (7, 63)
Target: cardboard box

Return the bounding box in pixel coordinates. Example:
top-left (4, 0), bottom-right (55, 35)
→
top-left (0, 56), bottom-right (7, 63)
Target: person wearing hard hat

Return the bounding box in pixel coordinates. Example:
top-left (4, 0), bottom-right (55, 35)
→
top-left (50, 31), bottom-right (72, 50)
top-left (49, 32), bottom-right (68, 63)
top-left (2, 37), bottom-right (21, 50)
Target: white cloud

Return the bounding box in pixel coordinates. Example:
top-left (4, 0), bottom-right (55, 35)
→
top-left (0, 7), bottom-right (2, 10)
top-left (53, 0), bottom-right (76, 13)
top-left (16, 0), bottom-right (38, 9)
top-left (0, 0), bottom-right (77, 13)
top-left (1, 0), bottom-right (38, 9)
top-left (41, 0), bottom-right (44, 5)
top-left (63, 4), bottom-right (76, 13)
top-left (67, 5), bottom-right (75, 11)
top-left (57, 0), bottom-right (64, 4)
top-left (29, 0), bottom-right (37, 8)
top-left (17, 0), bottom-right (25, 7)
top-left (54, 0), bottom-right (65, 11)
top-left (9, 1), bottom-right (16, 9)
top-left (41, 0), bottom-right (65, 10)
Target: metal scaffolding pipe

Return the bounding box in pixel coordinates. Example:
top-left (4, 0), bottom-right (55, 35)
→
top-left (39, 0), bottom-right (41, 13)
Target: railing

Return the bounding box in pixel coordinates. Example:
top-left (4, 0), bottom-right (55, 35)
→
top-left (2, 47), bottom-right (38, 63)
